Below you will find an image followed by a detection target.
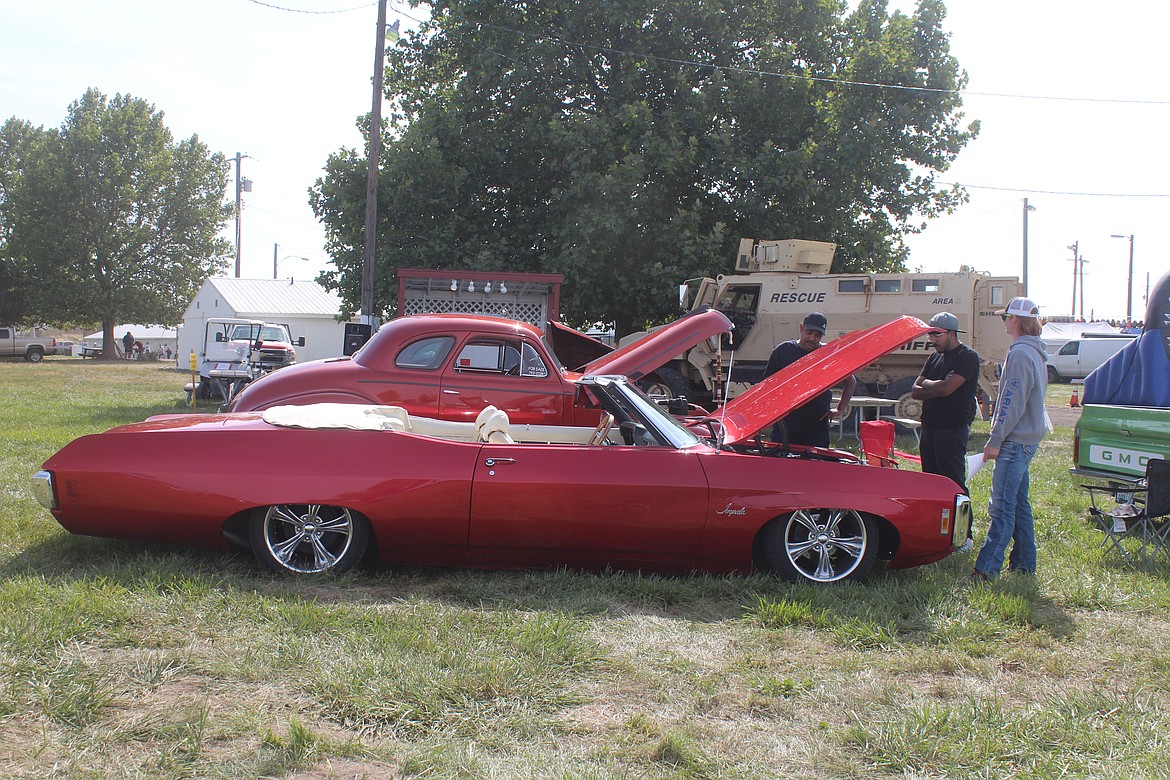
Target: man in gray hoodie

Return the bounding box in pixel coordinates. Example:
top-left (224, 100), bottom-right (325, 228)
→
top-left (972, 296), bottom-right (1049, 580)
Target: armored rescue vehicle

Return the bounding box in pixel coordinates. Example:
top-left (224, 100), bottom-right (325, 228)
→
top-left (632, 238), bottom-right (1023, 418)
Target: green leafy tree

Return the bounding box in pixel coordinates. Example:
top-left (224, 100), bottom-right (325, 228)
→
top-left (312, 0), bottom-right (976, 336)
top-left (6, 89), bottom-right (231, 354)
top-left (0, 118), bottom-right (46, 325)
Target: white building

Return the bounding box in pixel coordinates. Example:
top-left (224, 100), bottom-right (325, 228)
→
top-left (177, 277), bottom-right (348, 366)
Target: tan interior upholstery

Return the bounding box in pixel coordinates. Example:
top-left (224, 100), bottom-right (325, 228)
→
top-left (478, 408), bottom-right (515, 444)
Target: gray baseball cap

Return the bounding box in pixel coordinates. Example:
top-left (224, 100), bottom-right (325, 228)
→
top-left (928, 312), bottom-right (964, 333)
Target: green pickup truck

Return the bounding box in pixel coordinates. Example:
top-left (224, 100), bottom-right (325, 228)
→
top-left (1075, 404), bottom-right (1170, 482)
top-left (1073, 271), bottom-right (1169, 483)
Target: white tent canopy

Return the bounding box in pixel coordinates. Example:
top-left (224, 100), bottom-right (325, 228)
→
top-left (82, 324), bottom-right (179, 357)
top-left (1040, 321), bottom-right (1120, 354)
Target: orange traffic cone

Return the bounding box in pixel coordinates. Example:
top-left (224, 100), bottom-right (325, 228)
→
top-left (1070, 386), bottom-right (1080, 407)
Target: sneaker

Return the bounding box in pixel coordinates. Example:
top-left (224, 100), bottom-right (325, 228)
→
top-left (965, 570), bottom-right (992, 585)
top-left (957, 538), bottom-right (974, 554)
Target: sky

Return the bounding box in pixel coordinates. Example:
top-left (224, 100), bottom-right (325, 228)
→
top-left (3, 0), bottom-right (1167, 324)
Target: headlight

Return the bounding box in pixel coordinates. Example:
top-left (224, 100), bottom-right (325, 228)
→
top-left (32, 470), bottom-right (57, 510)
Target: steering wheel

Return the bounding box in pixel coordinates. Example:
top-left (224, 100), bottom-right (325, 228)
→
top-left (588, 413), bottom-right (615, 445)
top-left (755, 422), bottom-right (790, 457)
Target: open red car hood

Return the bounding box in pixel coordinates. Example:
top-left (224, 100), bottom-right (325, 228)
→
top-left (715, 316), bottom-right (929, 446)
top-left (581, 308), bottom-right (733, 381)
top-left (546, 321), bottom-right (613, 371)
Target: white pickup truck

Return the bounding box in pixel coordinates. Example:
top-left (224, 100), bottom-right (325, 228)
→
top-left (0, 326), bottom-right (56, 363)
top-left (188, 318), bottom-right (304, 407)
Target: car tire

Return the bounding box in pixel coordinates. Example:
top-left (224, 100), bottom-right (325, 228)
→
top-left (756, 508), bottom-right (878, 583)
top-left (1047, 365), bottom-right (1063, 384)
top-left (26, 347), bottom-right (44, 363)
top-left (639, 366), bottom-right (691, 400)
top-left (249, 504), bottom-right (370, 575)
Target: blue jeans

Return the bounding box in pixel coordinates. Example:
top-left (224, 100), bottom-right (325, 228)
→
top-left (975, 440), bottom-right (1039, 577)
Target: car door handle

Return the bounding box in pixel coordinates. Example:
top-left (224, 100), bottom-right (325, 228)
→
top-left (484, 458), bottom-right (516, 467)
top-left (443, 389), bottom-right (460, 395)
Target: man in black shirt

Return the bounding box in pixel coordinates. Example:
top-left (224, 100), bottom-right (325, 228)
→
top-left (764, 312), bottom-right (856, 448)
top-left (912, 311), bottom-right (981, 546)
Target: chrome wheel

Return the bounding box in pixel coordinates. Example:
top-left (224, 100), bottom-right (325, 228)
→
top-left (761, 508), bottom-right (878, 583)
top-left (249, 504), bottom-right (368, 575)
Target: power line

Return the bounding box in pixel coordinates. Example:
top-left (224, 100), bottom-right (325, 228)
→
top-left (388, 4), bottom-right (1170, 107)
top-left (940, 181), bottom-right (1170, 198)
top-left (243, 0), bottom-right (373, 14)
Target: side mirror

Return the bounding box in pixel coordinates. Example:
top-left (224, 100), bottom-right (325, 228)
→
top-left (215, 332), bottom-right (227, 342)
top-left (295, 337), bottom-right (306, 347)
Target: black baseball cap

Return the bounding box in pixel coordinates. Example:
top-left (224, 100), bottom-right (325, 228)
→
top-left (802, 312), bottom-right (827, 334)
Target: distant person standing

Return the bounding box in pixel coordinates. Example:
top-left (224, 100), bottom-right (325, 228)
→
top-left (972, 297), bottom-right (1049, 581)
top-left (122, 330), bottom-right (134, 359)
top-left (764, 312), bottom-right (856, 448)
top-left (912, 312), bottom-right (981, 549)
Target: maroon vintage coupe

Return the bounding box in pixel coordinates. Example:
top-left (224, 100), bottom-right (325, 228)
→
top-left (228, 309), bottom-right (731, 425)
top-left (33, 316), bottom-right (969, 584)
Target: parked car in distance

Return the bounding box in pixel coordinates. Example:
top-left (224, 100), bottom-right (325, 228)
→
top-left (228, 310), bottom-right (732, 427)
top-left (0, 325), bottom-right (55, 362)
top-left (33, 315), bottom-right (967, 585)
top-left (1046, 335), bottom-right (1135, 382)
top-left (226, 322), bottom-right (302, 372)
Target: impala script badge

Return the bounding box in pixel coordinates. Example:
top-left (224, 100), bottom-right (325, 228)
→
top-left (715, 502), bottom-right (747, 516)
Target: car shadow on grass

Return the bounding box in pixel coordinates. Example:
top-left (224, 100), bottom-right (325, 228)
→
top-left (3, 527), bottom-right (1091, 649)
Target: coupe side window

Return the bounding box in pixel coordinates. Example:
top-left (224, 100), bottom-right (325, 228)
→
top-left (519, 343), bottom-right (548, 377)
top-left (453, 340), bottom-right (516, 374)
top-left (396, 336), bottom-right (455, 370)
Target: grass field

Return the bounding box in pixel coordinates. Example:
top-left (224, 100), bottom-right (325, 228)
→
top-left (2, 360), bottom-right (1169, 779)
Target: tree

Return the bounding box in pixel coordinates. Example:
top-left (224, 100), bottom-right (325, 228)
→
top-left (312, 0), bottom-right (977, 336)
top-left (6, 89), bottom-right (231, 353)
top-left (0, 118), bottom-right (46, 325)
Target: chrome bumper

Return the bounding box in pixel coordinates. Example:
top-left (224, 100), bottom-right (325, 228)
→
top-left (31, 470), bottom-right (57, 510)
top-left (952, 494), bottom-right (972, 547)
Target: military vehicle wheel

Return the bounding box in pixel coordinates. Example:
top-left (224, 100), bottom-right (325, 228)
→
top-left (884, 378), bottom-right (922, 421)
top-left (639, 367), bottom-right (690, 400)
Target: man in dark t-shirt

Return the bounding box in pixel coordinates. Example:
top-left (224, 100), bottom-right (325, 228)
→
top-left (764, 312), bottom-right (856, 448)
top-left (912, 311), bottom-right (980, 544)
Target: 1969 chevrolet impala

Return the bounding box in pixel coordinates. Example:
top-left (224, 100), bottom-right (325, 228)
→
top-left (33, 316), bottom-right (968, 584)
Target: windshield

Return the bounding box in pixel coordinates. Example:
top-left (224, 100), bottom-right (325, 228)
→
top-left (230, 325), bottom-right (289, 342)
top-left (587, 377), bottom-right (703, 449)
top-left (540, 335), bottom-right (567, 373)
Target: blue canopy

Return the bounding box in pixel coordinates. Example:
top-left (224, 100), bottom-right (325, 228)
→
top-left (1083, 270), bottom-right (1170, 408)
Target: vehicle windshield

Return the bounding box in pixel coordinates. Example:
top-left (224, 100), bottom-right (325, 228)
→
top-left (586, 377), bottom-right (704, 449)
top-left (230, 325), bottom-right (289, 342)
top-left (540, 335), bottom-right (567, 373)
top-left (258, 326), bottom-right (290, 342)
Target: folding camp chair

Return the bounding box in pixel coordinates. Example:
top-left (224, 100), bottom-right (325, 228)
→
top-left (1083, 458), bottom-right (1170, 565)
top-left (859, 420), bottom-right (922, 468)
top-left (1142, 459), bottom-right (1170, 563)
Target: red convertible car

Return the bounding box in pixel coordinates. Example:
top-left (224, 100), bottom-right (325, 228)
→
top-left (33, 316), bottom-right (969, 584)
top-left (228, 309), bottom-right (731, 425)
